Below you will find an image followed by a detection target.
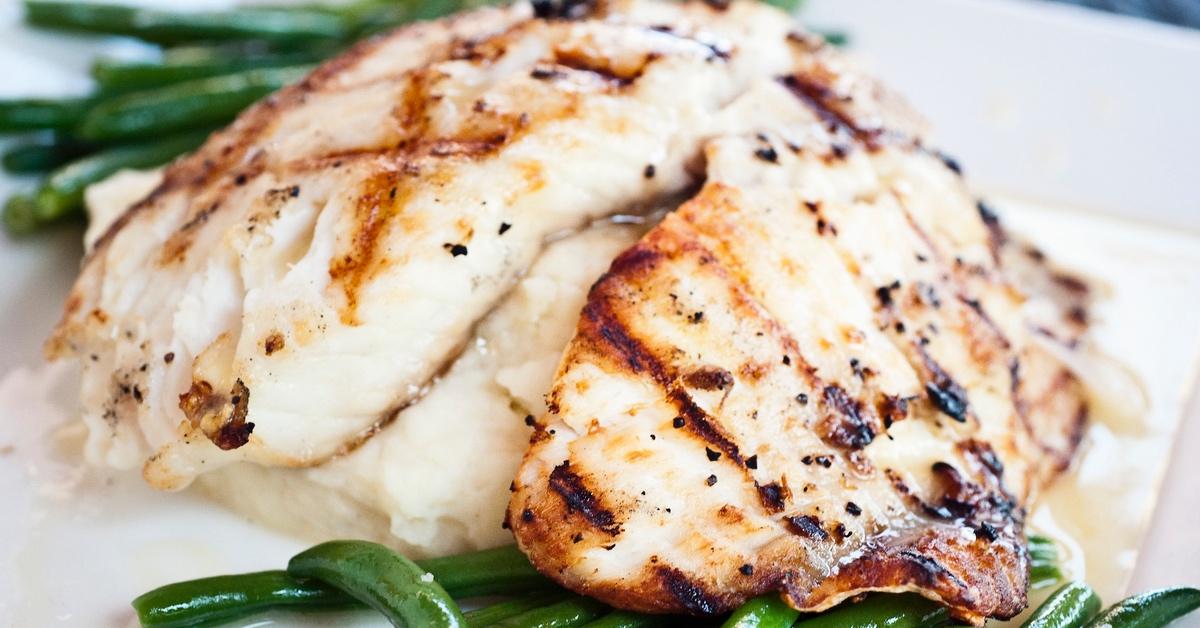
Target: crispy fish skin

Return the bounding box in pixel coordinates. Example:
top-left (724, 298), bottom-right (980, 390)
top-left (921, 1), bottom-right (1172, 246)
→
top-left (47, 0), bottom-right (801, 489)
top-left (507, 34), bottom-right (1087, 626)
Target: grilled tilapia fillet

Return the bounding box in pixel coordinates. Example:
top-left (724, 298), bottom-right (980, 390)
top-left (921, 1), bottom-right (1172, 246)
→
top-left (507, 38), bottom-right (1088, 626)
top-left (47, 0), bottom-right (806, 489)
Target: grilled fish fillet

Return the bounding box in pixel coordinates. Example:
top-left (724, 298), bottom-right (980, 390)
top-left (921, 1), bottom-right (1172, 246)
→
top-left (195, 220), bottom-right (645, 557)
top-left (48, 0), bottom-right (807, 489)
top-left (507, 14), bottom-right (1089, 626)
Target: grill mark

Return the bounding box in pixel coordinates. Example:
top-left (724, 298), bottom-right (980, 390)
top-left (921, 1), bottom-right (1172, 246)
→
top-left (584, 260), bottom-right (746, 467)
top-left (918, 346), bottom-right (970, 423)
top-left (959, 295), bottom-right (1012, 351)
top-left (779, 73), bottom-right (878, 147)
top-left (655, 566), bottom-right (721, 615)
top-left (549, 461), bottom-right (621, 535)
top-left (551, 48), bottom-right (657, 87)
top-left (667, 389), bottom-right (744, 466)
top-left (328, 168), bottom-right (410, 325)
top-left (584, 284), bottom-right (669, 380)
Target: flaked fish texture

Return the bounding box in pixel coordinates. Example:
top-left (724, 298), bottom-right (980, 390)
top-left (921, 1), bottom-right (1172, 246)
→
top-left (506, 15), bottom-right (1089, 626)
top-left (48, 0), bottom-right (808, 489)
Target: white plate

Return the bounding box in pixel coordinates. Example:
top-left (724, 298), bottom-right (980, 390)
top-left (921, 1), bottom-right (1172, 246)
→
top-left (2, 1), bottom-right (1199, 626)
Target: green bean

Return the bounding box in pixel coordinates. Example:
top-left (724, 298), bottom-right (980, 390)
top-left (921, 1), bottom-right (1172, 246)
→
top-left (2, 136), bottom-right (92, 173)
top-left (77, 66), bottom-right (311, 142)
top-left (33, 130), bottom-right (208, 222)
top-left (793, 593), bottom-right (951, 628)
top-left (760, 0), bottom-right (805, 13)
top-left (92, 49), bottom-right (326, 93)
top-left (580, 610), bottom-right (671, 628)
top-left (1032, 561), bottom-right (1065, 590)
top-left (813, 30), bottom-right (848, 47)
top-left (465, 592), bottom-right (571, 627)
top-left (131, 570), bottom-right (356, 628)
top-left (416, 544), bottom-right (554, 598)
top-left (2, 194), bottom-right (39, 236)
top-left (288, 540), bottom-right (466, 628)
top-left (722, 594), bottom-right (801, 628)
top-left (1029, 536), bottom-right (1059, 563)
top-left (1022, 581), bottom-right (1101, 628)
top-left (23, 0), bottom-right (351, 45)
top-left (491, 596), bottom-right (608, 628)
top-left (0, 97), bottom-right (92, 133)
top-left (1083, 587), bottom-right (1200, 627)
top-left (1029, 535), bottom-right (1057, 548)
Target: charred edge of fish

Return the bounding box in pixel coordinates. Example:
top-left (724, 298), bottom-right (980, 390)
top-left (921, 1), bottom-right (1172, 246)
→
top-left (548, 461), bottom-right (620, 535)
top-left (895, 550), bottom-right (966, 590)
top-left (756, 481), bottom-right (790, 513)
top-left (682, 366), bottom-right (734, 391)
top-left (179, 380), bottom-right (218, 424)
top-left (655, 566), bottom-right (721, 616)
top-left (820, 385), bottom-right (875, 448)
top-left (785, 514), bottom-right (829, 540)
top-left (213, 379), bottom-right (254, 450)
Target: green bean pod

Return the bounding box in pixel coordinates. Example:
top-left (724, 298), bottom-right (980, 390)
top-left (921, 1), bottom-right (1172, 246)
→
top-left (1083, 587), bottom-right (1200, 627)
top-left (793, 593), bottom-right (951, 628)
top-left (287, 540), bottom-right (466, 628)
top-left (23, 0), bottom-right (351, 44)
top-left (2, 194), bottom-right (39, 236)
top-left (2, 136), bottom-right (92, 173)
top-left (491, 596), bottom-right (609, 628)
top-left (1029, 536), bottom-right (1059, 563)
top-left (131, 570), bottom-right (355, 628)
top-left (33, 130), bottom-right (209, 222)
top-left (415, 544), bottom-right (553, 598)
top-left (77, 66), bottom-right (312, 142)
top-left (1031, 561), bottom-right (1065, 590)
top-left (580, 610), bottom-right (671, 628)
top-left (0, 97), bottom-right (92, 133)
top-left (1022, 581), bottom-right (1101, 628)
top-left (464, 592), bottom-right (570, 627)
top-left (92, 49), bottom-right (327, 93)
top-left (722, 594), bottom-right (801, 628)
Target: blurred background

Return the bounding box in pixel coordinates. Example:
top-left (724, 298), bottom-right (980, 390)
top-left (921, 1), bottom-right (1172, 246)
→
top-left (1053, 0), bottom-right (1200, 28)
